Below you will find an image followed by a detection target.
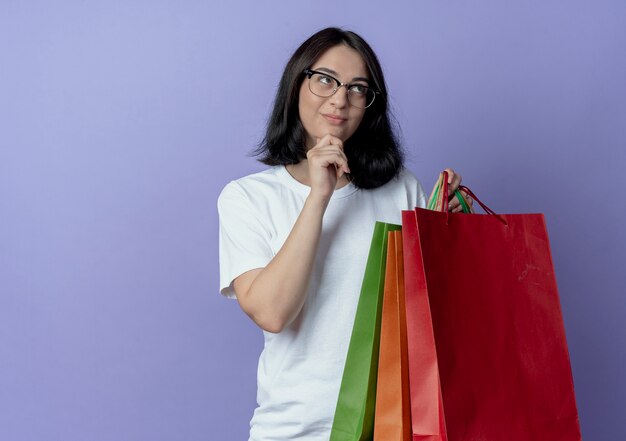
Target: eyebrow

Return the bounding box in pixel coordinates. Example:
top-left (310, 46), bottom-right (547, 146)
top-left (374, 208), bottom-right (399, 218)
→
top-left (315, 67), bottom-right (370, 84)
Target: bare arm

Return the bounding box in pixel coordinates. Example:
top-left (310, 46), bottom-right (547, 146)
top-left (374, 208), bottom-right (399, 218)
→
top-left (233, 135), bottom-right (350, 333)
top-left (234, 194), bottom-right (326, 333)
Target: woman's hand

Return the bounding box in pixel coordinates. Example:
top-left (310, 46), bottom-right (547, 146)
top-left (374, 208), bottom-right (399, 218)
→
top-left (306, 134), bottom-right (351, 202)
top-left (433, 168), bottom-right (474, 213)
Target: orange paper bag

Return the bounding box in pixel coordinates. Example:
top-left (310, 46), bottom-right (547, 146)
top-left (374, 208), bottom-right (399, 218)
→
top-left (374, 230), bottom-right (412, 441)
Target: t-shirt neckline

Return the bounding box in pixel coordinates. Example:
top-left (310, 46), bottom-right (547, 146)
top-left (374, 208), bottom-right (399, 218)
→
top-left (277, 165), bottom-right (358, 199)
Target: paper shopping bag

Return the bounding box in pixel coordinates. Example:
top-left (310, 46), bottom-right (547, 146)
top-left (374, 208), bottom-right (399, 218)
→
top-left (330, 222), bottom-right (401, 441)
top-left (373, 230), bottom-right (411, 441)
top-left (401, 210), bottom-right (448, 441)
top-left (403, 177), bottom-right (582, 440)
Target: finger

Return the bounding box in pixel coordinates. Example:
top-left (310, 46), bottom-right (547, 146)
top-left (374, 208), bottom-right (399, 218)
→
top-left (309, 146), bottom-right (349, 164)
top-left (448, 196), bottom-right (461, 212)
top-left (461, 191), bottom-right (474, 207)
top-left (311, 136), bottom-right (328, 150)
top-left (316, 134), bottom-right (344, 150)
top-left (327, 135), bottom-right (344, 149)
top-left (310, 145), bottom-right (350, 174)
top-left (461, 191), bottom-right (474, 213)
top-left (451, 190), bottom-right (474, 213)
top-left (444, 168), bottom-right (462, 192)
top-left (335, 164), bottom-right (344, 180)
top-left (309, 150), bottom-right (350, 175)
top-left (457, 190), bottom-right (473, 205)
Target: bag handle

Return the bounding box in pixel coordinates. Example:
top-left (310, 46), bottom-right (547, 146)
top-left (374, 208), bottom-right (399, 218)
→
top-left (430, 171), bottom-right (508, 226)
top-left (428, 170), bottom-right (469, 213)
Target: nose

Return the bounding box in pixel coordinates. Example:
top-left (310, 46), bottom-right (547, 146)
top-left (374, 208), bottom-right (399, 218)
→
top-left (329, 85), bottom-right (349, 108)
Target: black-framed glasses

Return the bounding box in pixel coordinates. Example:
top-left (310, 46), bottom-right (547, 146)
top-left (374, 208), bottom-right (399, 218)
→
top-left (303, 69), bottom-right (380, 109)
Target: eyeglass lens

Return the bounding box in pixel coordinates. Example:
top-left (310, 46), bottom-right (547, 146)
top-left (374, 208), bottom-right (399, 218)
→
top-left (308, 73), bottom-right (375, 109)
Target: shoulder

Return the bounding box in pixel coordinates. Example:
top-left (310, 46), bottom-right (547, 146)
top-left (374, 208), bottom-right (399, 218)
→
top-left (218, 167), bottom-right (283, 204)
top-left (368, 167), bottom-right (427, 209)
top-left (375, 167), bottom-right (422, 192)
top-left (396, 167), bottom-right (420, 185)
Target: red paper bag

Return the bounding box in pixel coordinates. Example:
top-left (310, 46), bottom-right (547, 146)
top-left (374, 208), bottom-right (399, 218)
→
top-left (402, 200), bottom-right (582, 440)
top-left (402, 210), bottom-right (448, 441)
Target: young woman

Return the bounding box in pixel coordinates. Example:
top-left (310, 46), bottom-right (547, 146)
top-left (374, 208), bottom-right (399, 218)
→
top-left (218, 27), bottom-right (470, 441)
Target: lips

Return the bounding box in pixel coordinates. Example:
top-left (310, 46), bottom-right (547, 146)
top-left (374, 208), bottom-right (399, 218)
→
top-left (322, 113), bottom-right (348, 125)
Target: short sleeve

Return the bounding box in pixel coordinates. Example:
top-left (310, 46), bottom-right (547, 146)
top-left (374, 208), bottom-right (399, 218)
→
top-left (415, 179), bottom-right (427, 209)
top-left (399, 167), bottom-right (428, 209)
top-left (217, 181), bottom-right (274, 299)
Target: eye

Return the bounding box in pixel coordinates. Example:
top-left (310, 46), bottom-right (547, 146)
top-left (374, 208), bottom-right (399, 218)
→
top-left (317, 75), bottom-right (334, 86)
top-left (349, 84), bottom-right (368, 96)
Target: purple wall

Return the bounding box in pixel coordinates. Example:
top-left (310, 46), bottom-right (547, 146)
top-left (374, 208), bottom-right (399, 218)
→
top-left (1, 1), bottom-right (624, 439)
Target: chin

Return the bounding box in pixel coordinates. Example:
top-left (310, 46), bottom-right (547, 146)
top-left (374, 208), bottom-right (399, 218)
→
top-left (327, 128), bottom-right (349, 141)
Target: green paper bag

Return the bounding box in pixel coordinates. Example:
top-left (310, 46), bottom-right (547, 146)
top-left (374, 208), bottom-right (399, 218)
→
top-left (330, 222), bottom-right (401, 441)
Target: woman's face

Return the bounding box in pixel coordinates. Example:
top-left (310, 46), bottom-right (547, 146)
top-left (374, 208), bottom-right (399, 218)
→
top-left (298, 44), bottom-right (369, 149)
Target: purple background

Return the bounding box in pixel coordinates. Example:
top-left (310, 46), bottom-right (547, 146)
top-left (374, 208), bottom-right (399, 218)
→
top-left (1, 1), bottom-right (624, 440)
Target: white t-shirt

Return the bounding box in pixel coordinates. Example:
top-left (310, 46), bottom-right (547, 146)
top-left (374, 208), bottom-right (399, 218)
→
top-left (218, 165), bottom-right (427, 441)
